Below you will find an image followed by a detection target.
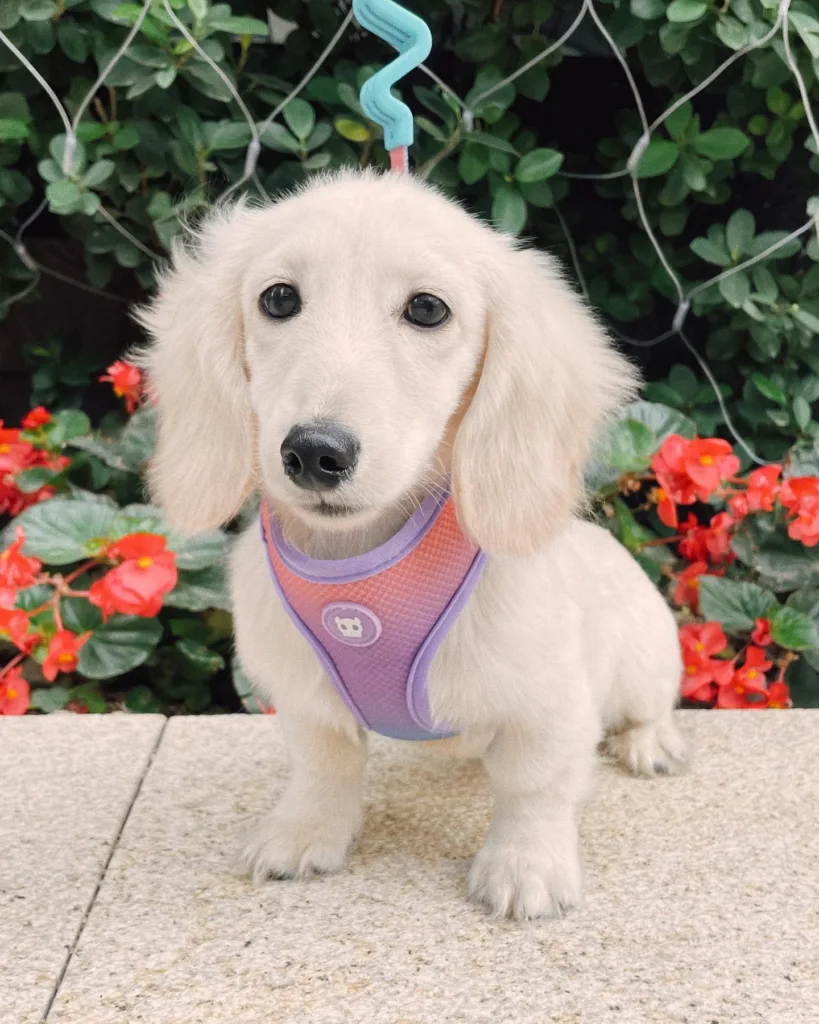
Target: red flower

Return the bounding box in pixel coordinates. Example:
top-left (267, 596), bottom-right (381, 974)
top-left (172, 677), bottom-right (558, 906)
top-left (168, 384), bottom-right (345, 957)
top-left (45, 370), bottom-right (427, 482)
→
top-left (679, 622), bottom-right (733, 701)
top-left (779, 477), bottom-right (819, 547)
top-left (766, 680), bottom-right (791, 709)
top-left (651, 434), bottom-right (740, 508)
top-left (42, 630), bottom-right (89, 682)
top-left (100, 361), bottom-right (142, 414)
top-left (683, 439), bottom-right (741, 497)
top-left (751, 618), bottom-right (773, 647)
top-left (678, 512), bottom-right (735, 565)
top-left (728, 492), bottom-right (749, 520)
top-left (21, 406), bottom-right (51, 430)
top-left (651, 436), bottom-right (699, 525)
top-left (716, 646), bottom-right (772, 709)
top-left (89, 533), bottom-right (177, 619)
top-left (0, 608), bottom-right (38, 653)
top-left (672, 561), bottom-right (714, 613)
top-left (0, 666), bottom-right (29, 715)
top-left (0, 529), bottom-right (42, 590)
top-left (746, 465), bottom-right (781, 512)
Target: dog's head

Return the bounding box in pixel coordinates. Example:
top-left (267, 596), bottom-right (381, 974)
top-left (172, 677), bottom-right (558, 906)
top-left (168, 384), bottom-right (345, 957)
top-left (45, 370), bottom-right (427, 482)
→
top-left (139, 170), bottom-right (637, 555)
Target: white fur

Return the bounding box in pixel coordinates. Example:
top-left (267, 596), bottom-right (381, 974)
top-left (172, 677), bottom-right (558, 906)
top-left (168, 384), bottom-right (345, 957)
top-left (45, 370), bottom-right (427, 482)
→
top-left (139, 170), bottom-right (686, 920)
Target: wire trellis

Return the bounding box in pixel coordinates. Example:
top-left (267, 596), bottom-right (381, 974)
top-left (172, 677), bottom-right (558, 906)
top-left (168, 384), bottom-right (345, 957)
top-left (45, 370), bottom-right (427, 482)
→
top-left (0, 0), bottom-right (817, 464)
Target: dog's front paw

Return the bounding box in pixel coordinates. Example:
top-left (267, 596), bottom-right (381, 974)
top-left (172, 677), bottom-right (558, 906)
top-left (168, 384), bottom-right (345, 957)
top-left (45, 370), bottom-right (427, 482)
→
top-left (238, 806), bottom-right (361, 883)
top-left (467, 831), bottom-right (582, 920)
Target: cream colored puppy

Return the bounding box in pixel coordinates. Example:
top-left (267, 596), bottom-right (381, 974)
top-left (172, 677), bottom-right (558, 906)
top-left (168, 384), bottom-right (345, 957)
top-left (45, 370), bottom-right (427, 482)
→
top-left (140, 170), bottom-right (686, 920)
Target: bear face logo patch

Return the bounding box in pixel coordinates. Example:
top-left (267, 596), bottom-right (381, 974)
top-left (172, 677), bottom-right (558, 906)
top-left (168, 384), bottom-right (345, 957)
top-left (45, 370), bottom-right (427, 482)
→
top-left (321, 602), bottom-right (382, 647)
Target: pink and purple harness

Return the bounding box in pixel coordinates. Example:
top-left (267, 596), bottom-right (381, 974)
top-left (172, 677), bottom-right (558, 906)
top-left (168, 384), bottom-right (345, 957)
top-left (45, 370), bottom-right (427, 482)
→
top-left (260, 493), bottom-right (486, 740)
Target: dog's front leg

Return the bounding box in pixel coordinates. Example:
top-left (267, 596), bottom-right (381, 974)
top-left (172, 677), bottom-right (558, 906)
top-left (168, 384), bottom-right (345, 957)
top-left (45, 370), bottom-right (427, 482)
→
top-left (467, 706), bottom-right (598, 920)
top-left (239, 712), bottom-right (367, 882)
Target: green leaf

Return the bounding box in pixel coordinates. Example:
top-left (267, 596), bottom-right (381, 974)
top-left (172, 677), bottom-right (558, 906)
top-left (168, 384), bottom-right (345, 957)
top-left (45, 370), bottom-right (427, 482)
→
top-left (177, 638), bottom-right (224, 674)
top-left (458, 142), bottom-right (489, 184)
top-left (698, 576), bottom-right (778, 632)
top-left (0, 118), bottom-right (29, 141)
top-left (491, 186), bottom-right (527, 235)
top-left (613, 499), bottom-right (673, 566)
top-left (29, 686), bottom-right (71, 712)
top-left (631, 0), bottom-right (666, 17)
top-left (14, 467), bottom-right (60, 493)
top-left (725, 209), bottom-right (755, 257)
top-left (695, 128), bottom-right (751, 160)
top-left (753, 545), bottom-right (819, 591)
top-left (9, 499), bottom-right (117, 564)
top-left (48, 409), bottom-right (90, 445)
top-left (770, 606), bottom-right (819, 651)
top-left (283, 98), bottom-right (315, 142)
top-left (623, 400), bottom-right (697, 441)
top-left (635, 139), bottom-right (679, 178)
top-left (466, 131), bottom-right (519, 155)
top-left (794, 308), bottom-right (819, 334)
top-left (606, 419), bottom-right (657, 472)
top-left (515, 148), bottom-right (563, 183)
top-left (170, 530), bottom-right (228, 571)
top-left (333, 117), bottom-right (370, 144)
top-left (664, 102), bottom-right (693, 141)
top-left (20, 0), bottom-right (56, 20)
top-left (82, 160), bottom-right (115, 189)
top-left (164, 565), bottom-right (230, 611)
top-left (125, 685), bottom-right (163, 713)
top-left (46, 179), bottom-right (83, 215)
top-left (752, 373), bottom-right (787, 405)
top-left (78, 615), bottom-right (163, 680)
top-left (719, 270), bottom-right (751, 308)
top-left (666, 0), bottom-right (707, 22)
top-left (690, 236), bottom-right (731, 266)
top-left (794, 396), bottom-right (812, 431)
top-left (208, 16), bottom-right (268, 35)
top-left (206, 121), bottom-right (252, 152)
top-left (716, 14), bottom-right (749, 49)
top-left (14, 584), bottom-right (53, 612)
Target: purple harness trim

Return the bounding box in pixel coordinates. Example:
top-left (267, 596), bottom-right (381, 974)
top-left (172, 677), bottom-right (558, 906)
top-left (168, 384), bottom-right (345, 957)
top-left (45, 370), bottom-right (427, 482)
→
top-left (260, 494), bottom-right (487, 741)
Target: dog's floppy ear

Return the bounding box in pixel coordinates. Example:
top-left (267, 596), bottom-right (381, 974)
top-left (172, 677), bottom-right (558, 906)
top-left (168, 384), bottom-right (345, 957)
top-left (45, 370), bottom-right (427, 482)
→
top-left (136, 204), bottom-right (256, 533)
top-left (453, 243), bottom-right (638, 555)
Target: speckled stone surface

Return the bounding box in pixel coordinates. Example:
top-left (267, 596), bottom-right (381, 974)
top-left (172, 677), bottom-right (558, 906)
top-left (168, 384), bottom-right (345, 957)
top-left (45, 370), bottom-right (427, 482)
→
top-left (37, 712), bottom-right (819, 1023)
top-left (1, 714), bottom-right (165, 1024)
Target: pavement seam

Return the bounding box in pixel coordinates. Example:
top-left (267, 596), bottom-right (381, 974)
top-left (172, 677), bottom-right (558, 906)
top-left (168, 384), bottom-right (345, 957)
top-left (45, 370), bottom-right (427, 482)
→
top-left (40, 717), bottom-right (169, 1023)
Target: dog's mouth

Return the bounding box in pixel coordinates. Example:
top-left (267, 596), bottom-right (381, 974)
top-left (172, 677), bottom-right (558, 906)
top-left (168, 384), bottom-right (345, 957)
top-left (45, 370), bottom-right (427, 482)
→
top-left (311, 498), bottom-right (360, 518)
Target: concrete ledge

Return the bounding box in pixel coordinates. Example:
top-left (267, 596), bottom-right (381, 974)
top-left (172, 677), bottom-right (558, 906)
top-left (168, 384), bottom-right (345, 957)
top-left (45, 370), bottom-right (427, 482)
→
top-left (1, 715), bottom-right (165, 1024)
top-left (5, 712), bottom-right (818, 1023)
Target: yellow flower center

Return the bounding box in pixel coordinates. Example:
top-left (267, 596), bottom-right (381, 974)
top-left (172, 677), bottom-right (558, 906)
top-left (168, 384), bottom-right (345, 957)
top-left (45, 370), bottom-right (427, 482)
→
top-left (769, 701), bottom-right (782, 709)
top-left (57, 652), bottom-right (76, 665)
top-left (0, 444), bottom-right (9, 454)
top-left (7, 687), bottom-right (17, 699)
top-left (695, 642), bottom-right (704, 652)
top-left (734, 685), bottom-right (745, 695)
top-left (699, 454), bottom-right (714, 465)
top-left (686, 665), bottom-right (697, 675)
top-left (687, 578), bottom-right (698, 588)
top-left (747, 670), bottom-right (757, 680)
top-left (114, 385), bottom-right (125, 397)
top-left (136, 556), bottom-right (153, 569)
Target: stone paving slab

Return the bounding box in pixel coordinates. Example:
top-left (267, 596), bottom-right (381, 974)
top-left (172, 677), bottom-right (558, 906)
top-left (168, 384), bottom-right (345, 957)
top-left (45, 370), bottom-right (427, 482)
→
top-left (44, 711), bottom-right (817, 1024)
top-left (1, 714), bottom-right (165, 1024)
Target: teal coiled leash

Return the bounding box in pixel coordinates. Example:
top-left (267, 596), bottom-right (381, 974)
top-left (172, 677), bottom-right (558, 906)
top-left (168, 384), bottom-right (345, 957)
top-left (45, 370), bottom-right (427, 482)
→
top-left (351, 0), bottom-right (432, 173)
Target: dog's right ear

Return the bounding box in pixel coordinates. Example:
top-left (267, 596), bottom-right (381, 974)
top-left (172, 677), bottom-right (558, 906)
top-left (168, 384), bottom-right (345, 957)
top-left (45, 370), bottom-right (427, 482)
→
top-left (136, 204), bottom-right (256, 533)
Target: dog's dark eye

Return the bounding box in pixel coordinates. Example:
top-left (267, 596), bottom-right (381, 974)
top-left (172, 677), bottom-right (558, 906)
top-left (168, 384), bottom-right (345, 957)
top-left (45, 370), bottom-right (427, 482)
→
top-left (260, 283), bottom-right (301, 319)
top-left (404, 293), bottom-right (450, 328)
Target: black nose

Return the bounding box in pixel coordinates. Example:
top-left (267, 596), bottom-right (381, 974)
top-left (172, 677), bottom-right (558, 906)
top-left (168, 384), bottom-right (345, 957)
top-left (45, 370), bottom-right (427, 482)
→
top-left (280, 423), bottom-right (360, 491)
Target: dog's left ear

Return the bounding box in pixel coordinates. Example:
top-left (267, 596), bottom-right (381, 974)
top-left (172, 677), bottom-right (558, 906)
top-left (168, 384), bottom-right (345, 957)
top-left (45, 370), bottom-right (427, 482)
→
top-left (453, 243), bottom-right (638, 555)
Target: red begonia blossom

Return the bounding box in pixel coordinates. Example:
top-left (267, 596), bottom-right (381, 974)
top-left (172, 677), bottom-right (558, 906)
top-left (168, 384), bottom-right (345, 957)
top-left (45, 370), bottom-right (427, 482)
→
top-left (0, 666), bottom-right (29, 715)
top-left (100, 361), bottom-right (142, 414)
top-left (716, 646), bottom-right (772, 709)
top-left (751, 618), bottom-right (773, 647)
top-left (779, 477), bottom-right (819, 547)
top-left (89, 533), bottom-right (177, 619)
top-left (42, 630), bottom-right (89, 682)
top-left (21, 407), bottom-right (51, 430)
